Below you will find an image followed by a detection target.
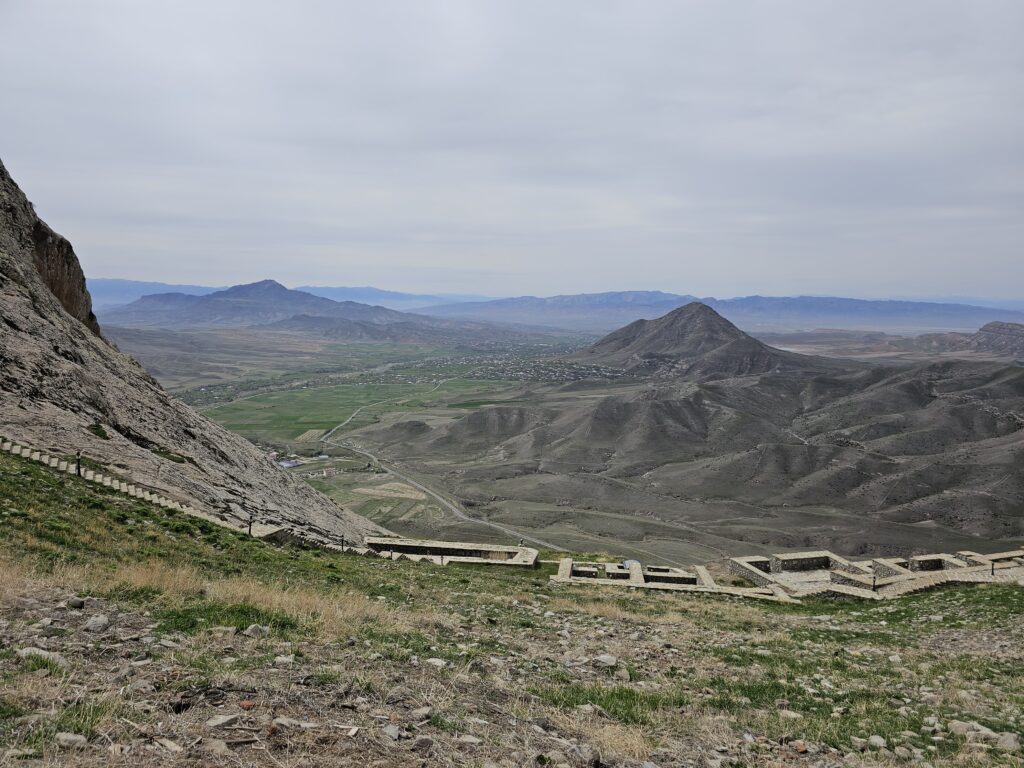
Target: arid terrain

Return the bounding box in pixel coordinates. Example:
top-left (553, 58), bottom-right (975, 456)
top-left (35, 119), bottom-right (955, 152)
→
top-left (339, 308), bottom-right (1024, 564)
top-left (2, 450), bottom-right (1023, 766)
top-left (3, 157), bottom-right (1024, 766)
top-left (95, 287), bottom-right (1024, 566)
top-left (5, 1), bottom-right (1024, 764)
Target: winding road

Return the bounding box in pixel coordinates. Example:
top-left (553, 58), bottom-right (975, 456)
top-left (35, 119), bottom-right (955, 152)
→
top-left (318, 376), bottom-right (561, 550)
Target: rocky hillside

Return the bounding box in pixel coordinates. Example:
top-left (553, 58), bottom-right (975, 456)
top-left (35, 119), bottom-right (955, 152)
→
top-left (969, 322), bottom-right (1024, 356)
top-left (352, 350), bottom-right (1024, 558)
top-left (571, 303), bottom-right (818, 378)
top-left (912, 322), bottom-right (1024, 359)
top-left (0, 159), bottom-right (383, 544)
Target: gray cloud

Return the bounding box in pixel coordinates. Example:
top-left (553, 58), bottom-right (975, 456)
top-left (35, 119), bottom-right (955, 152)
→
top-left (1, 0), bottom-right (1021, 297)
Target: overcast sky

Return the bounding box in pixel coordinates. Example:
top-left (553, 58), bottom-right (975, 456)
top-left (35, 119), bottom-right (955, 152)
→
top-left (1, 1), bottom-right (1022, 298)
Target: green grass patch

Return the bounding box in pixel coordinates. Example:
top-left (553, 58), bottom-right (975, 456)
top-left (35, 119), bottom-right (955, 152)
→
top-left (359, 627), bottom-right (441, 662)
top-left (151, 448), bottom-right (196, 465)
top-left (429, 712), bottom-right (460, 732)
top-left (49, 699), bottom-right (118, 739)
top-left (0, 698), bottom-right (27, 722)
top-left (154, 601), bottom-right (299, 635)
top-left (19, 655), bottom-right (66, 676)
top-left (532, 683), bottom-right (689, 725)
top-left (86, 423), bottom-right (109, 440)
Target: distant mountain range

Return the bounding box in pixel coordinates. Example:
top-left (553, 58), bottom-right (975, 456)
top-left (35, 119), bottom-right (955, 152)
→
top-left (98, 279), bottom-right (545, 344)
top-left (87, 278), bottom-right (221, 309)
top-left (88, 278), bottom-right (487, 312)
top-left (92, 279), bottom-right (1024, 335)
top-left (420, 292), bottom-right (1024, 333)
top-left (99, 280), bottom-right (408, 329)
top-left (297, 285), bottom-right (489, 311)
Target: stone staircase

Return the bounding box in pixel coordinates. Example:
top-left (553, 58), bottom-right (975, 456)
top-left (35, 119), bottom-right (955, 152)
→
top-left (879, 566), bottom-right (1023, 598)
top-left (1, 437), bottom-right (233, 532)
top-left (790, 583), bottom-right (883, 601)
top-left (878, 571), bottom-right (952, 598)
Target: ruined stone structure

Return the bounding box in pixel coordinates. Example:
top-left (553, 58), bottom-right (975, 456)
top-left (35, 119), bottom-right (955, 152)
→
top-left (726, 548), bottom-right (1024, 600)
top-left (7, 437), bottom-right (1024, 597)
top-left (362, 537), bottom-right (538, 566)
top-left (551, 557), bottom-right (795, 602)
top-left (553, 548), bottom-right (1024, 603)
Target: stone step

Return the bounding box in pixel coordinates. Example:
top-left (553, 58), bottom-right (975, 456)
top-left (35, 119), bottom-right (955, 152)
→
top-left (694, 565), bottom-right (716, 588)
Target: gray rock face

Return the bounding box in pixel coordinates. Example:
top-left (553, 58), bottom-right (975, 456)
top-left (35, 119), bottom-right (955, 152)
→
top-left (0, 158), bottom-right (385, 545)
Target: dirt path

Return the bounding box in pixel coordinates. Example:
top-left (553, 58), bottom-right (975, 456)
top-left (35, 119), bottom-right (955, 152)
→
top-left (317, 372), bottom-right (560, 550)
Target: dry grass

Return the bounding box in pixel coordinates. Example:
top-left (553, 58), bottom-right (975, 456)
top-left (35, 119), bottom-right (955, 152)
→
top-left (0, 556), bottom-right (35, 607)
top-left (548, 597), bottom-right (640, 621)
top-left (10, 558), bottom-right (422, 638)
top-left (548, 589), bottom-right (774, 632)
top-left (548, 711), bottom-right (652, 760)
top-left (207, 577), bottom-right (400, 637)
top-left (44, 560), bottom-right (203, 600)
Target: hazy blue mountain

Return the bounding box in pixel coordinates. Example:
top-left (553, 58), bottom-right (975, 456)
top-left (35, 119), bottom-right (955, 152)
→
top-left (421, 291), bottom-right (698, 331)
top-left (97, 280), bottom-right (544, 345)
top-left (298, 285), bottom-right (490, 310)
top-left (99, 280), bottom-right (408, 329)
top-left (914, 297), bottom-right (1024, 312)
top-left (422, 292), bottom-right (1024, 333)
top-left (710, 296), bottom-right (1024, 333)
top-left (87, 278), bottom-right (220, 309)
top-left (88, 278), bottom-right (490, 312)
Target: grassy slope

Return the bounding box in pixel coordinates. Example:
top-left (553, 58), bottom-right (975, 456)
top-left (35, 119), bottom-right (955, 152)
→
top-left (1, 449), bottom-right (1023, 764)
top-left (0, 449), bottom-right (547, 603)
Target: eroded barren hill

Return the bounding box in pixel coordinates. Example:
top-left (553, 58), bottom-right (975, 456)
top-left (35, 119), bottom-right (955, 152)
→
top-left (350, 309), bottom-right (1024, 560)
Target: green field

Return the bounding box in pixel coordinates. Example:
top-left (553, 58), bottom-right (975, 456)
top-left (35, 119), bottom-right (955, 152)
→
top-left (204, 377), bottom-right (516, 447)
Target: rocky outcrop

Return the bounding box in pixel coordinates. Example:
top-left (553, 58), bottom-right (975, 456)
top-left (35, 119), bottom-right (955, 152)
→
top-left (0, 157), bottom-right (385, 544)
top-left (906, 321), bottom-right (1024, 359)
top-left (30, 218), bottom-right (102, 337)
top-left (966, 322), bottom-right (1024, 357)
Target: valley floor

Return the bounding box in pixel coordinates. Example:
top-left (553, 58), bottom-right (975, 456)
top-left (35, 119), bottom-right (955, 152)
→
top-left (2, 451), bottom-right (1024, 766)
